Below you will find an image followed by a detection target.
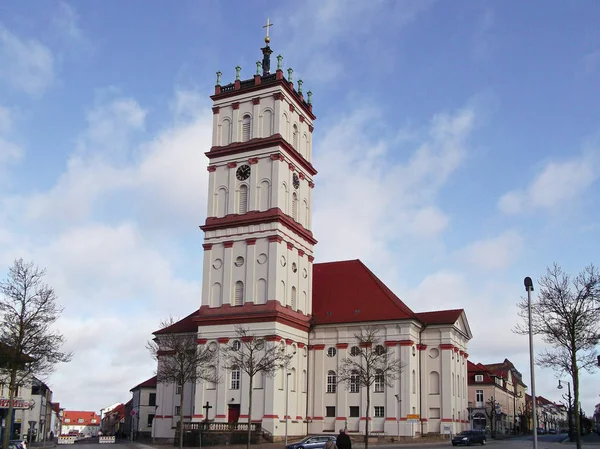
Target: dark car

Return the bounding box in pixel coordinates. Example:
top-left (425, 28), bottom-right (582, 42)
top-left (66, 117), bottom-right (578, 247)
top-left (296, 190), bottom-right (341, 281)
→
top-left (285, 435), bottom-right (337, 449)
top-left (451, 430), bottom-right (486, 446)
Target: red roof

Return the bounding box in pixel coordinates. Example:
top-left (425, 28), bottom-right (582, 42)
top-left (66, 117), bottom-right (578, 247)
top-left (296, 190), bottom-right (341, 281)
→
top-left (63, 411), bottom-right (100, 426)
top-left (312, 260), bottom-right (417, 324)
top-left (130, 375), bottom-right (157, 392)
top-left (153, 310), bottom-right (199, 334)
top-left (414, 309), bottom-right (464, 325)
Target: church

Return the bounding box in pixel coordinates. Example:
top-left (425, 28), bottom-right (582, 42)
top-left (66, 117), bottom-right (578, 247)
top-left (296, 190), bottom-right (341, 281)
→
top-left (152, 27), bottom-right (472, 441)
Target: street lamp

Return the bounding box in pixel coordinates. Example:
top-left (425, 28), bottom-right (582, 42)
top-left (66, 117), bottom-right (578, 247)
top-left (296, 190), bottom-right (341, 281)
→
top-left (394, 394), bottom-right (401, 437)
top-left (557, 380), bottom-right (573, 440)
top-left (285, 372), bottom-right (291, 447)
top-left (524, 276), bottom-right (538, 449)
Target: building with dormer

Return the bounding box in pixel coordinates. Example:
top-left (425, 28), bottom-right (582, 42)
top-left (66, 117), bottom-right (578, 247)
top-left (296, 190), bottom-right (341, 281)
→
top-left (62, 410), bottom-right (100, 436)
top-left (152, 28), bottom-right (472, 441)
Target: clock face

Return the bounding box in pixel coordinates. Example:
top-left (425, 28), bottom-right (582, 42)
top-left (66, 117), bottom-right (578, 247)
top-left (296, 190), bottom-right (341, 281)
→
top-left (292, 172), bottom-right (300, 189)
top-left (236, 164), bottom-right (251, 181)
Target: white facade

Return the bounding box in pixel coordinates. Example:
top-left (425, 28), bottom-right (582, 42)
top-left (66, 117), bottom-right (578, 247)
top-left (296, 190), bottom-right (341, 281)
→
top-left (153, 42), bottom-right (472, 441)
top-left (131, 380), bottom-right (157, 438)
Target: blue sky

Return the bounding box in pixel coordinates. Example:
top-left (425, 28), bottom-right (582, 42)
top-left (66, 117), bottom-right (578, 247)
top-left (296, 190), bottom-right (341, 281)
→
top-left (1, 0), bottom-right (599, 414)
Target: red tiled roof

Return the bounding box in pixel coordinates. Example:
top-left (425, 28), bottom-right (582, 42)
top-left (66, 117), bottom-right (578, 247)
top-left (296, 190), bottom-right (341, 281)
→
top-left (130, 375), bottom-right (157, 392)
top-left (312, 260), bottom-right (417, 325)
top-left (153, 310), bottom-right (199, 335)
top-left (414, 309), bottom-right (464, 325)
top-left (63, 411), bottom-right (100, 426)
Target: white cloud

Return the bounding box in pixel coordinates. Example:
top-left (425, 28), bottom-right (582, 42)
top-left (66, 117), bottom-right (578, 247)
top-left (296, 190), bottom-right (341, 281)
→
top-left (0, 106), bottom-right (24, 177)
top-left (53, 1), bottom-right (84, 42)
top-left (498, 151), bottom-right (599, 214)
top-left (0, 105), bottom-right (12, 133)
top-left (313, 105), bottom-right (475, 269)
top-left (0, 26), bottom-right (54, 95)
top-left (460, 230), bottom-right (523, 271)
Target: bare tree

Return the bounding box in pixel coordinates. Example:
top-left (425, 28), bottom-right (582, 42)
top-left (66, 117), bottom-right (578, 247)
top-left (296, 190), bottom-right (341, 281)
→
top-left (0, 259), bottom-right (72, 449)
top-left (147, 317), bottom-right (219, 449)
top-left (337, 327), bottom-right (405, 449)
top-left (484, 396), bottom-right (499, 438)
top-left (220, 326), bottom-right (293, 449)
top-left (514, 263), bottom-right (600, 449)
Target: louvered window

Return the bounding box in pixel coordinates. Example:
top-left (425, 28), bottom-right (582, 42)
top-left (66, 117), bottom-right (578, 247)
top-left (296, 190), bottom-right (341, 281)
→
top-left (234, 281), bottom-right (244, 306)
top-left (292, 193), bottom-right (298, 221)
top-left (242, 115), bottom-right (251, 142)
top-left (291, 287), bottom-right (297, 309)
top-left (238, 185), bottom-right (248, 214)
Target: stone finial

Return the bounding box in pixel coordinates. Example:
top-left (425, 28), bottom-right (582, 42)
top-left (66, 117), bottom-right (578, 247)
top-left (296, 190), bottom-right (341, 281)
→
top-left (235, 66), bottom-right (241, 80)
top-left (256, 61), bottom-right (262, 75)
top-left (287, 68), bottom-right (293, 83)
top-left (297, 79), bottom-right (303, 94)
top-left (277, 55), bottom-right (283, 71)
top-left (307, 91), bottom-right (313, 105)
top-left (216, 71), bottom-right (222, 86)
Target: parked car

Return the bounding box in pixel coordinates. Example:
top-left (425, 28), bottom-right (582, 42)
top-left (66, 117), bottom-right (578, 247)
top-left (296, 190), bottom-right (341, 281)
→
top-left (286, 435), bottom-right (337, 449)
top-left (451, 430), bottom-right (487, 446)
top-left (548, 428), bottom-right (557, 434)
top-left (537, 427), bottom-right (546, 434)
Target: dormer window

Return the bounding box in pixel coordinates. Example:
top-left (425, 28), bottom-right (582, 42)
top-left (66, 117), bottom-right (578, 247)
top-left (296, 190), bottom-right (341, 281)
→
top-left (475, 374), bottom-right (483, 382)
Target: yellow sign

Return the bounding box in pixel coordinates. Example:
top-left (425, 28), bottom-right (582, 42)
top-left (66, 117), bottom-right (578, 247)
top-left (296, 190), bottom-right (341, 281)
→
top-left (406, 414), bottom-right (420, 420)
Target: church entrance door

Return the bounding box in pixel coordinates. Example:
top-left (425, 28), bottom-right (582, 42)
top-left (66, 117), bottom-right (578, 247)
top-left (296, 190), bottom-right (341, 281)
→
top-left (228, 404), bottom-right (240, 423)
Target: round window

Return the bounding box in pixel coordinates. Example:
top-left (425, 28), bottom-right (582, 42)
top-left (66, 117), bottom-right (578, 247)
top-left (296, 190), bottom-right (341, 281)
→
top-left (327, 347), bottom-right (337, 357)
top-left (212, 259), bottom-right (223, 269)
top-left (280, 256), bottom-right (287, 267)
top-left (234, 256), bottom-right (244, 267)
top-left (429, 348), bottom-right (440, 359)
top-left (292, 262), bottom-right (298, 273)
top-left (257, 253), bottom-right (268, 264)
top-left (350, 346), bottom-right (360, 356)
top-left (208, 342), bottom-right (218, 352)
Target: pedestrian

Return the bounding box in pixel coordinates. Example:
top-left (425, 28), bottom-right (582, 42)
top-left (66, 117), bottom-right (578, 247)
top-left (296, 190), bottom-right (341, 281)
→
top-left (336, 429), bottom-right (351, 449)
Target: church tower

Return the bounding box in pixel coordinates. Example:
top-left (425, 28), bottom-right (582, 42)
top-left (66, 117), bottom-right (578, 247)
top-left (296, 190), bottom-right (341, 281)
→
top-left (193, 25), bottom-right (317, 435)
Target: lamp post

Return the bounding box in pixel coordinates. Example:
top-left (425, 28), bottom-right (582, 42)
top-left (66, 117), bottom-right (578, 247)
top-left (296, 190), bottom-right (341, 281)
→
top-left (394, 394), bottom-right (401, 437)
top-left (557, 380), bottom-right (573, 440)
top-left (39, 418), bottom-right (45, 447)
top-left (285, 372), bottom-right (291, 447)
top-left (524, 276), bottom-right (538, 449)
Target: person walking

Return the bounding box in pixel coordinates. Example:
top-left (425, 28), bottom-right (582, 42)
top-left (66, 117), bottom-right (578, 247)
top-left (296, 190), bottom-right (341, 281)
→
top-left (336, 429), bottom-right (351, 449)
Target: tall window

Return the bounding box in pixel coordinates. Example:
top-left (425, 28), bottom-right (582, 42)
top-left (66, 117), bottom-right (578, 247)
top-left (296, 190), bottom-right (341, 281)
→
top-left (374, 406), bottom-right (385, 418)
top-left (374, 369), bottom-right (384, 392)
top-left (238, 184), bottom-right (248, 214)
top-left (242, 115), bottom-right (251, 142)
top-left (291, 286), bottom-right (297, 309)
top-left (292, 192), bottom-right (298, 221)
top-left (350, 370), bottom-right (360, 393)
top-left (149, 393), bottom-right (156, 406)
top-left (430, 371), bottom-right (440, 395)
top-left (476, 389), bottom-right (484, 405)
top-left (327, 371), bottom-right (337, 393)
top-left (292, 124), bottom-right (298, 148)
top-left (147, 414), bottom-right (155, 427)
top-left (234, 281), bottom-right (244, 306)
top-left (231, 368), bottom-right (241, 390)
top-left (176, 384), bottom-right (182, 394)
top-left (175, 406), bottom-right (181, 416)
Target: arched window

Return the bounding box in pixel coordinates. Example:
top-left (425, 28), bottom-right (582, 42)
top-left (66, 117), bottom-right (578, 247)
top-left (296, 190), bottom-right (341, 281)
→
top-left (327, 370), bottom-right (337, 393)
top-left (279, 280), bottom-right (286, 305)
top-left (216, 187), bottom-right (228, 217)
top-left (257, 278), bottom-right (267, 304)
top-left (230, 367), bottom-right (240, 390)
top-left (238, 184), bottom-right (248, 214)
top-left (374, 369), bottom-right (384, 392)
top-left (261, 109), bottom-right (273, 137)
top-left (302, 369), bottom-right (307, 393)
top-left (292, 192), bottom-right (298, 221)
top-left (220, 118), bottom-right (231, 145)
top-left (211, 283), bottom-right (222, 307)
top-left (259, 180), bottom-right (271, 211)
top-left (290, 368), bottom-right (296, 392)
top-left (430, 371), bottom-right (440, 395)
top-left (292, 124), bottom-right (298, 149)
top-left (350, 370), bottom-right (360, 393)
top-left (290, 286), bottom-right (297, 309)
top-left (234, 281), bottom-right (244, 306)
top-left (242, 115), bottom-right (251, 142)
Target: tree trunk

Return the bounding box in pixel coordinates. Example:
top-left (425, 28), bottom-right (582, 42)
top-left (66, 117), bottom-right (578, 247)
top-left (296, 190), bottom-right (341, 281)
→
top-left (365, 387), bottom-right (370, 449)
top-left (247, 375), bottom-right (253, 449)
top-left (179, 389), bottom-right (185, 449)
top-left (2, 371), bottom-right (17, 449)
top-left (573, 358), bottom-right (581, 449)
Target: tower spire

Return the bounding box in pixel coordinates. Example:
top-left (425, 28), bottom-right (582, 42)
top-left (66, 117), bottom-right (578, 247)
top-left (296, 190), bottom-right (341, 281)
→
top-left (261, 18), bottom-right (273, 76)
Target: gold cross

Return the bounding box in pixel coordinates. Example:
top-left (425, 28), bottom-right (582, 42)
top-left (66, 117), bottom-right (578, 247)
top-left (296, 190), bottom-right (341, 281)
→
top-left (263, 18), bottom-right (273, 39)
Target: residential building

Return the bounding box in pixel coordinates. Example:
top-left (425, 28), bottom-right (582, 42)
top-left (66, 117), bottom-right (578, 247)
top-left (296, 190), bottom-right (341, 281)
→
top-left (61, 410), bottom-right (100, 436)
top-left (467, 360), bottom-right (526, 434)
top-left (130, 376), bottom-right (157, 439)
top-left (151, 30), bottom-right (472, 441)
